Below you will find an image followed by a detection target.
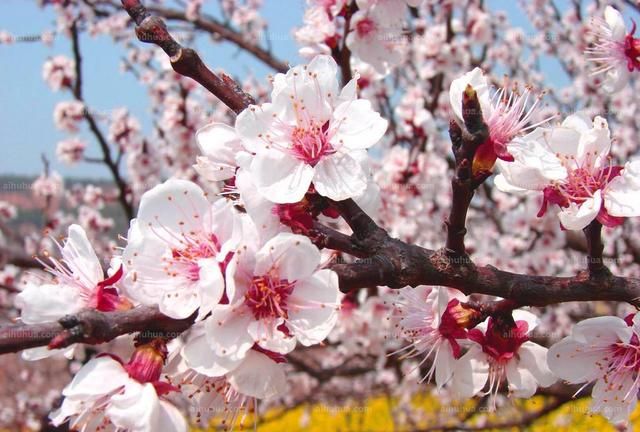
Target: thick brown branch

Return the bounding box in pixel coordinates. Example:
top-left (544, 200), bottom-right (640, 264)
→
top-left (0, 306), bottom-right (194, 355)
top-left (121, 0), bottom-right (255, 114)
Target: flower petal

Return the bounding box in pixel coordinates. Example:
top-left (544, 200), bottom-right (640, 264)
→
top-left (249, 150), bottom-right (314, 204)
top-left (313, 152), bottom-right (367, 201)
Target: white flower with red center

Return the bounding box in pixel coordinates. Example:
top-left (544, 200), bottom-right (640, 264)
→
top-left (16, 224), bottom-right (131, 360)
top-left (42, 55), bottom-right (75, 91)
top-left (390, 286), bottom-right (478, 388)
top-left (235, 55), bottom-right (388, 204)
top-left (170, 328), bottom-right (287, 426)
top-left (51, 342), bottom-right (187, 432)
top-left (548, 314), bottom-right (640, 424)
top-left (200, 232), bottom-right (340, 362)
top-left (585, 6), bottom-right (640, 93)
top-left (346, 0), bottom-right (406, 75)
top-left (122, 178), bottom-right (241, 320)
top-left (495, 113), bottom-right (640, 230)
top-left (449, 67), bottom-right (552, 173)
top-left (451, 310), bottom-right (555, 402)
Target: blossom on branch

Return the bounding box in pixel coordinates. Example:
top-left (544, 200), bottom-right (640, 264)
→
top-left (585, 6), bottom-right (640, 93)
top-left (495, 113), bottom-right (640, 230)
top-left (548, 314), bottom-right (640, 424)
top-left (234, 55), bottom-right (387, 203)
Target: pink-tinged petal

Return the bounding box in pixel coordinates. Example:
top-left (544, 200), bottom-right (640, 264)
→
top-left (250, 150), bottom-right (314, 204)
top-left (313, 152), bottom-right (367, 201)
top-left (182, 333), bottom-right (243, 377)
top-left (16, 283), bottom-right (86, 324)
top-left (451, 346), bottom-right (489, 398)
top-left (204, 304), bottom-right (254, 361)
top-left (331, 99), bottom-right (388, 150)
top-left (63, 356), bottom-right (129, 398)
top-left (254, 233), bottom-right (321, 281)
top-left (228, 350), bottom-right (287, 399)
top-left (287, 269), bottom-right (341, 346)
top-left (547, 338), bottom-right (607, 384)
top-left (62, 224), bottom-right (103, 286)
top-left (137, 178), bottom-right (210, 241)
top-left (558, 191), bottom-right (602, 230)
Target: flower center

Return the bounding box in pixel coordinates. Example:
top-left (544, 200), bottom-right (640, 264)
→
top-left (623, 23), bottom-right (640, 71)
top-left (244, 275), bottom-right (295, 320)
top-left (168, 233), bottom-right (220, 282)
top-left (290, 123), bottom-right (335, 166)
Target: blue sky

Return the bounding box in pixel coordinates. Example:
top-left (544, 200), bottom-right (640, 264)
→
top-left (0, 1), bottom-right (633, 178)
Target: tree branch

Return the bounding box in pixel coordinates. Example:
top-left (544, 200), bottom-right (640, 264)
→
top-left (121, 0), bottom-right (256, 114)
top-left (0, 306), bottom-right (194, 355)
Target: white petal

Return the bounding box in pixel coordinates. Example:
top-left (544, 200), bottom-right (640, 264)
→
top-left (137, 178), bottom-right (210, 241)
top-left (16, 283), bottom-right (86, 324)
top-left (63, 224), bottom-right (103, 286)
top-left (604, 6), bottom-right (627, 41)
top-left (204, 305), bottom-right (254, 361)
top-left (571, 315), bottom-right (632, 345)
top-left (558, 191), bottom-right (601, 230)
top-left (605, 160), bottom-right (640, 217)
top-left (158, 400), bottom-right (188, 432)
top-left (107, 382), bottom-right (160, 432)
top-left (195, 258), bottom-right (225, 320)
top-left (331, 99), bottom-right (387, 150)
top-left (451, 347), bottom-right (489, 398)
top-left (448, 67), bottom-right (492, 123)
top-left (434, 342), bottom-right (456, 388)
top-left (250, 149), bottom-right (314, 204)
top-left (254, 233), bottom-right (321, 281)
top-left (506, 357), bottom-right (538, 398)
top-left (194, 123), bottom-right (243, 181)
top-left (228, 350), bottom-right (287, 399)
top-left (547, 338), bottom-right (606, 383)
top-left (182, 332), bottom-right (243, 377)
top-left (287, 269), bottom-right (340, 345)
top-left (313, 152), bottom-right (367, 201)
top-left (235, 103), bottom-right (283, 153)
top-left (517, 342), bottom-right (556, 388)
top-left (248, 319), bottom-right (297, 354)
top-left (512, 309), bottom-right (539, 333)
top-left (63, 356), bottom-right (129, 398)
